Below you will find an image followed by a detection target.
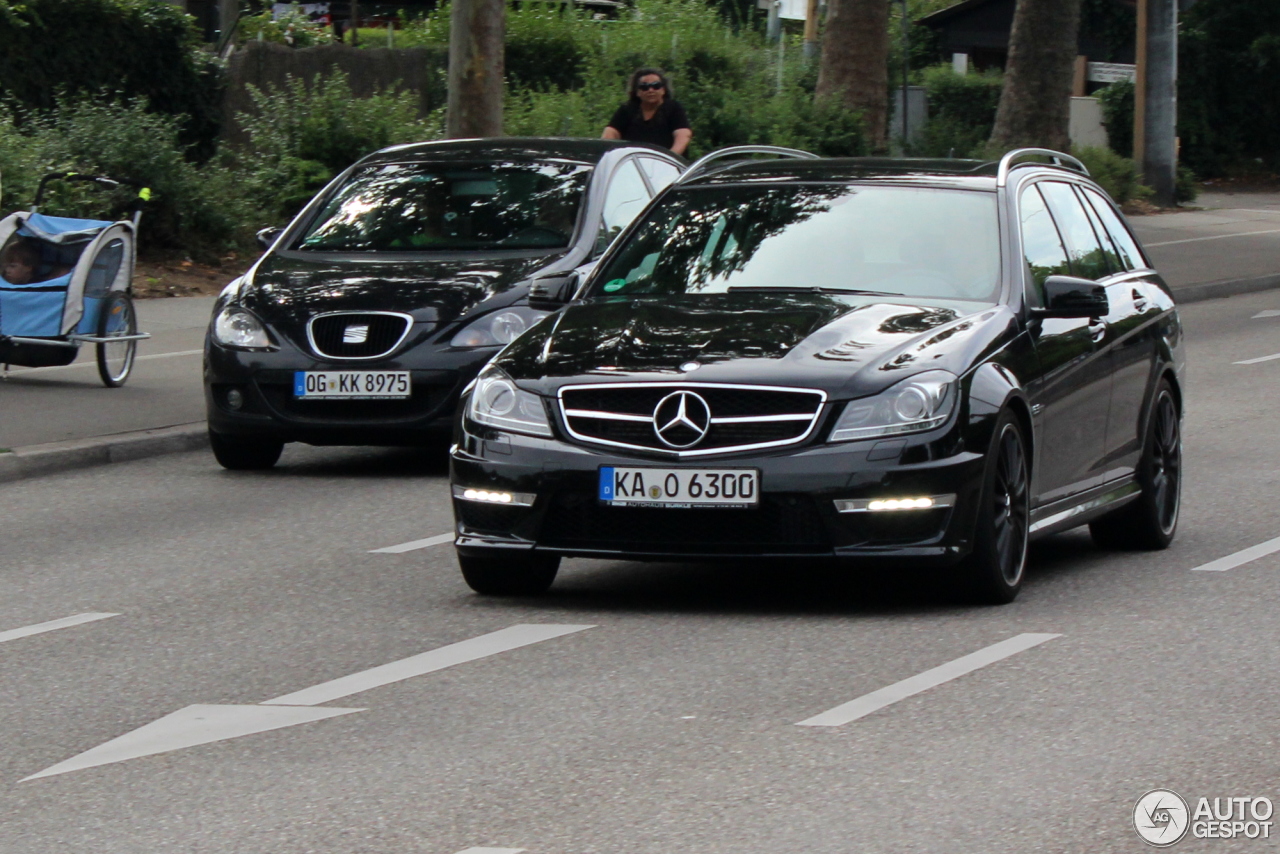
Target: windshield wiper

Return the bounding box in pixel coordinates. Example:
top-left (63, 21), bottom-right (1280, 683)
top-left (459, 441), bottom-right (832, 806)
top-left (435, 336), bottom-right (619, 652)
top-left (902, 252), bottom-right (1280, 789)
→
top-left (725, 286), bottom-right (901, 296)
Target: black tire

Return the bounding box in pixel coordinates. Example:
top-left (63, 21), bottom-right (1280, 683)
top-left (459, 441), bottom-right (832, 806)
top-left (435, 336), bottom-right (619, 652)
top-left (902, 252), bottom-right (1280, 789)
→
top-left (458, 552), bottom-right (560, 596)
top-left (956, 411), bottom-right (1031, 604)
top-left (96, 292), bottom-right (137, 387)
top-left (1089, 380), bottom-right (1181, 550)
top-left (209, 431), bottom-right (284, 471)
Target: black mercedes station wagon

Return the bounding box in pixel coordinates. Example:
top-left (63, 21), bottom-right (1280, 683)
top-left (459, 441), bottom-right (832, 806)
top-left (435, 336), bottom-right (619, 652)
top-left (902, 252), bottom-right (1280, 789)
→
top-left (449, 148), bottom-right (1185, 603)
top-left (204, 138), bottom-right (684, 469)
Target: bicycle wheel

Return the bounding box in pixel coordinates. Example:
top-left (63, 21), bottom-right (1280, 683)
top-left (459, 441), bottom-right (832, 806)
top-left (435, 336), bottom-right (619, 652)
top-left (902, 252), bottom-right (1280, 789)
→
top-left (96, 292), bottom-right (137, 387)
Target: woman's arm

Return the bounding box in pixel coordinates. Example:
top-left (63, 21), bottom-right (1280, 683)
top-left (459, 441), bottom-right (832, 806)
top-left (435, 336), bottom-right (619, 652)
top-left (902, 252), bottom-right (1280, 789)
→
top-left (671, 128), bottom-right (692, 156)
top-left (602, 126), bottom-right (622, 140)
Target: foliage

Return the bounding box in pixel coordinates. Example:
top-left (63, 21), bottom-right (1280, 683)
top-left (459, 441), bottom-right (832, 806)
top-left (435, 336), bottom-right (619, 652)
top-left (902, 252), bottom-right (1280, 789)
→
top-left (235, 70), bottom-right (441, 221)
top-left (0, 0), bottom-right (224, 160)
top-left (1096, 80), bottom-right (1133, 159)
top-left (237, 5), bottom-right (329, 48)
top-left (909, 64), bottom-right (1002, 157)
top-left (1073, 146), bottom-right (1150, 205)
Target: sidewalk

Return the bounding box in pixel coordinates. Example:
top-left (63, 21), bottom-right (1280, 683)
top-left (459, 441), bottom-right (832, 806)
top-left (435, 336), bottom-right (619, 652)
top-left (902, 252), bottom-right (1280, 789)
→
top-left (2, 192), bottom-right (1279, 482)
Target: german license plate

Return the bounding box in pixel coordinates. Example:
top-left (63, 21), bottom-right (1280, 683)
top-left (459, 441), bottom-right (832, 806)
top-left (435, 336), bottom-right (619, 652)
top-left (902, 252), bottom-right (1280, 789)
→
top-left (293, 371), bottom-right (410, 399)
top-left (598, 466), bottom-right (759, 508)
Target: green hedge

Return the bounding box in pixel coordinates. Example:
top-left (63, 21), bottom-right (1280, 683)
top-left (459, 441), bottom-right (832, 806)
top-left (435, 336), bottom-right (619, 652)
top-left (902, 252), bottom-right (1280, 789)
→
top-left (909, 65), bottom-right (1003, 158)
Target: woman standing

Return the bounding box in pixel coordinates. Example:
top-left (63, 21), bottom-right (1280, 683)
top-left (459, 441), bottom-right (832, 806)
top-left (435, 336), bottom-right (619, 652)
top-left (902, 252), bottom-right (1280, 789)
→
top-left (601, 68), bottom-right (692, 156)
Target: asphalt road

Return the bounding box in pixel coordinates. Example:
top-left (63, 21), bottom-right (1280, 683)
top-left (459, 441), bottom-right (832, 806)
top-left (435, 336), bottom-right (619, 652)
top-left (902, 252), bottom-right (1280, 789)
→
top-left (1, 289), bottom-right (1279, 852)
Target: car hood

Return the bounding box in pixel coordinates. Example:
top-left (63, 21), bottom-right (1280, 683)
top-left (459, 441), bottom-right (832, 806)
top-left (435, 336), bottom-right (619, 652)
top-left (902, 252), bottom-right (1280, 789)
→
top-left (237, 250), bottom-right (564, 329)
top-left (496, 293), bottom-right (1017, 399)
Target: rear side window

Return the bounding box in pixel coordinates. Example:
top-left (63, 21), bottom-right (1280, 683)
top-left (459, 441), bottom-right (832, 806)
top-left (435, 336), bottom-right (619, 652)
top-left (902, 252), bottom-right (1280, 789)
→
top-left (596, 158), bottom-right (652, 257)
top-left (1081, 186), bottom-right (1147, 271)
top-left (638, 157), bottom-right (681, 193)
top-left (1018, 185), bottom-right (1071, 298)
top-left (1038, 181), bottom-right (1112, 281)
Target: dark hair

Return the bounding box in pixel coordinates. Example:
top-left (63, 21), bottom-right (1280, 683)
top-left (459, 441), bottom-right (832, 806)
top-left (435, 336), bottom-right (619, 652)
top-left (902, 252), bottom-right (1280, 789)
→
top-left (626, 67), bottom-right (673, 106)
top-left (2, 239), bottom-right (40, 267)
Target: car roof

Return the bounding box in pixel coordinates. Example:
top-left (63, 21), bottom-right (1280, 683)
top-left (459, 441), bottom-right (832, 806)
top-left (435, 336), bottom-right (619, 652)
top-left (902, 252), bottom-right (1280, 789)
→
top-left (680, 157), bottom-right (1020, 191)
top-left (358, 137), bottom-right (679, 167)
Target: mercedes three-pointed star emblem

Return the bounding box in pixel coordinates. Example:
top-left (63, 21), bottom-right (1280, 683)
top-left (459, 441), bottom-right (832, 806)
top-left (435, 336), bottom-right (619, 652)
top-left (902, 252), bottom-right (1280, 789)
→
top-left (653, 390), bottom-right (712, 449)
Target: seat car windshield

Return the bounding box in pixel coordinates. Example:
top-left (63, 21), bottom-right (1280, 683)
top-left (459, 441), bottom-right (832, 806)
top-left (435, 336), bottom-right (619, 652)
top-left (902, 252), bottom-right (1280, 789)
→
top-left (294, 161), bottom-right (591, 252)
top-left (590, 183), bottom-right (1001, 302)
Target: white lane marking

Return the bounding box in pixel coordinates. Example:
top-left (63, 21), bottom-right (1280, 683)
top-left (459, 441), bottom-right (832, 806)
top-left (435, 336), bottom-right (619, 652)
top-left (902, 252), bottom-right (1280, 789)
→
top-left (23, 624), bottom-right (595, 781)
top-left (369, 533), bottom-right (454, 553)
top-left (1145, 228), bottom-right (1280, 247)
top-left (1252, 310), bottom-right (1280, 318)
top-left (1234, 352), bottom-right (1280, 365)
top-left (796, 633), bottom-right (1061, 727)
top-left (7, 349), bottom-right (203, 375)
top-left (1191, 536), bottom-right (1280, 572)
top-left (0, 612), bottom-right (119, 645)
top-left (455, 849), bottom-right (527, 854)
top-left (263, 624), bottom-right (594, 706)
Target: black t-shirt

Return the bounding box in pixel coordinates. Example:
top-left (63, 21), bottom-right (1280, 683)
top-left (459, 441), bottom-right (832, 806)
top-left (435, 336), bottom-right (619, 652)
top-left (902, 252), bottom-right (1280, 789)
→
top-left (607, 100), bottom-right (690, 150)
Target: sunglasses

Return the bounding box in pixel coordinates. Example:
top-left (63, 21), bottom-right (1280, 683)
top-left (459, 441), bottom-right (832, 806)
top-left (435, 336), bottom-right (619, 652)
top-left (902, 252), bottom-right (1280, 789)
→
top-left (636, 82), bottom-right (665, 91)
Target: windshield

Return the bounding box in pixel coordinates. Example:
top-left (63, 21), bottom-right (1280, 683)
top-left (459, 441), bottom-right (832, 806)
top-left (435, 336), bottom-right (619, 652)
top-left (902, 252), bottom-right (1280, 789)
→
top-left (589, 184), bottom-right (1001, 302)
top-left (294, 161), bottom-right (591, 252)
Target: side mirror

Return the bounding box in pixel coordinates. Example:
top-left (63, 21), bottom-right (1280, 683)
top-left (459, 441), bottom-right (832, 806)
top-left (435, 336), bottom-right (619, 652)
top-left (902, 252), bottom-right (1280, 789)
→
top-left (527, 271), bottom-right (580, 311)
top-left (256, 226), bottom-right (284, 251)
top-left (1032, 275), bottom-right (1109, 319)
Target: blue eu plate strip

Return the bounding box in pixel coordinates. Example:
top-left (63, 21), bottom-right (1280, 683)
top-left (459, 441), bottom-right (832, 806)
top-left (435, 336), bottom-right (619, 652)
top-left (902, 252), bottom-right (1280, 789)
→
top-left (598, 467), bottom-right (615, 501)
top-left (293, 372), bottom-right (306, 396)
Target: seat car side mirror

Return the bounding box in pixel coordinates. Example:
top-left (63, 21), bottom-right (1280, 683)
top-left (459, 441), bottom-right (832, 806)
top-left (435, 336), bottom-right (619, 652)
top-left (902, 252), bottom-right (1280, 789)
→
top-left (527, 271), bottom-right (580, 311)
top-left (256, 227), bottom-right (284, 251)
top-left (1032, 275), bottom-right (1109, 319)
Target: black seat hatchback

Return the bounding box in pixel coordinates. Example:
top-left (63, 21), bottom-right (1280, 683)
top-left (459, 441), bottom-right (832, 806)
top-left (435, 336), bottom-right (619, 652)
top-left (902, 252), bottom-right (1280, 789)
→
top-left (448, 147), bottom-right (1185, 603)
top-left (204, 138), bottom-right (684, 469)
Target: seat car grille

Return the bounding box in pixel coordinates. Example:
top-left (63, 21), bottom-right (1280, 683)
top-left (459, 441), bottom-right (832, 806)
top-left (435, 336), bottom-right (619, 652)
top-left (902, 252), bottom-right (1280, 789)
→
top-left (558, 383), bottom-right (826, 457)
top-left (307, 312), bottom-right (412, 360)
top-left (540, 491), bottom-right (831, 554)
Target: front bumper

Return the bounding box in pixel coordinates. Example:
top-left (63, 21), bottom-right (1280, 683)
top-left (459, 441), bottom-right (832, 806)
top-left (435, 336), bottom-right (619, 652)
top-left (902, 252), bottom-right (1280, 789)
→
top-left (450, 421), bottom-right (987, 565)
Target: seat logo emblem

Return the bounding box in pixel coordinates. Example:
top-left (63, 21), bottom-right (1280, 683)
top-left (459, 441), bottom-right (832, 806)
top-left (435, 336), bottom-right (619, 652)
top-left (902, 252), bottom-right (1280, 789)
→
top-left (653, 390), bottom-right (712, 448)
top-left (343, 324), bottom-right (370, 344)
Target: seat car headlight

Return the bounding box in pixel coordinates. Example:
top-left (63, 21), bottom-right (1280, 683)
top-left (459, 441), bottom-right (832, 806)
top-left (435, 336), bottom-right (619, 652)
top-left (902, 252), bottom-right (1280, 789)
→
top-left (451, 306), bottom-right (548, 348)
top-left (466, 367), bottom-right (553, 437)
top-left (213, 306), bottom-right (273, 349)
top-left (829, 370), bottom-right (958, 442)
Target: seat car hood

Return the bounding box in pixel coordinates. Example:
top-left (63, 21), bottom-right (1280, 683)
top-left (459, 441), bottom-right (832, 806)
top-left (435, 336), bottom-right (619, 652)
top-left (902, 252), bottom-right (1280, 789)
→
top-left (238, 250), bottom-right (562, 328)
top-left (495, 293), bottom-right (1017, 399)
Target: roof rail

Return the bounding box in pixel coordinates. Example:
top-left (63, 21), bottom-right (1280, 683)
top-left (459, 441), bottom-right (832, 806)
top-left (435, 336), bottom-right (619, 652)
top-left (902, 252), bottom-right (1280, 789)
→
top-left (996, 148), bottom-right (1089, 187)
top-left (676, 145), bottom-right (819, 186)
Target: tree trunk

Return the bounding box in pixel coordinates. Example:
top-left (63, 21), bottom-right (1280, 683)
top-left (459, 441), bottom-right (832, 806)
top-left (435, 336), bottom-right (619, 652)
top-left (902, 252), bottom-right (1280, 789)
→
top-left (988, 0), bottom-right (1085, 152)
top-left (815, 0), bottom-right (891, 151)
top-left (446, 0), bottom-right (504, 138)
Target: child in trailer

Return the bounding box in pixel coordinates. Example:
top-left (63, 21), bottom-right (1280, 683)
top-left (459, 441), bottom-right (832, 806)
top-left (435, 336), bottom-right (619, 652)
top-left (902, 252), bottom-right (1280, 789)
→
top-left (1, 239), bottom-right (40, 285)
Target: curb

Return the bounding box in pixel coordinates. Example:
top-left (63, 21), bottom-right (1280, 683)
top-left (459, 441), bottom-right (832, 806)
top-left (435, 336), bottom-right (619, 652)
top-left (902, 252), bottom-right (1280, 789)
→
top-left (0, 423), bottom-right (208, 486)
top-left (1174, 273), bottom-right (1280, 304)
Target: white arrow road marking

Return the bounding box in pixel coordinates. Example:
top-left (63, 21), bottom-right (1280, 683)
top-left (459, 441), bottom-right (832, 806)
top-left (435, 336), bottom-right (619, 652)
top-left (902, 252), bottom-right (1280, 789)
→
top-left (1191, 535), bottom-right (1280, 572)
top-left (1253, 310), bottom-right (1280, 319)
top-left (796, 633), bottom-right (1061, 727)
top-left (369, 532), bottom-right (454, 553)
top-left (0, 612), bottom-right (119, 645)
top-left (23, 624), bottom-right (594, 782)
top-left (455, 849), bottom-right (527, 854)
top-left (1234, 352), bottom-right (1280, 365)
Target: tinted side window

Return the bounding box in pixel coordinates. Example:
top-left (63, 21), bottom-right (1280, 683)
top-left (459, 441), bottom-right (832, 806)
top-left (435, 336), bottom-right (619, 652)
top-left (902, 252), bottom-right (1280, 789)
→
top-left (596, 159), bottom-right (651, 257)
top-left (1039, 181), bottom-right (1111, 281)
top-left (638, 157), bottom-right (681, 193)
top-left (1082, 186), bottom-right (1147, 271)
top-left (1019, 185), bottom-right (1071, 298)
top-left (1073, 185), bottom-right (1123, 273)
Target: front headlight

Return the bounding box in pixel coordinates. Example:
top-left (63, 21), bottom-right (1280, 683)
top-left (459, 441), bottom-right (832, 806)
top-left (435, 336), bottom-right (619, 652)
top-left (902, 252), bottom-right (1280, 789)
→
top-left (829, 370), bottom-right (958, 442)
top-left (466, 367), bottom-right (553, 437)
top-left (213, 306), bottom-right (273, 349)
top-left (451, 306), bottom-right (548, 348)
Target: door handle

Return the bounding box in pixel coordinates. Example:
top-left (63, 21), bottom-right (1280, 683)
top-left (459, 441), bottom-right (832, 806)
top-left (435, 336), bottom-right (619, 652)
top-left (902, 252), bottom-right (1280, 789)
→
top-left (1132, 288), bottom-right (1150, 312)
top-left (1088, 319), bottom-right (1107, 343)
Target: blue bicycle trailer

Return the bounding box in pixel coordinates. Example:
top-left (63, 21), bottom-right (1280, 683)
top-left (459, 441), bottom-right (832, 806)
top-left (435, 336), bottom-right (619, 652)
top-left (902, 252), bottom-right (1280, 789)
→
top-left (0, 173), bottom-right (151, 386)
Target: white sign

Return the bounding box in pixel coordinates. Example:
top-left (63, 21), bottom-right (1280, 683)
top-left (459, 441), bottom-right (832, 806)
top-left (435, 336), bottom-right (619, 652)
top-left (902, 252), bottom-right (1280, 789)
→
top-left (1088, 62), bottom-right (1137, 84)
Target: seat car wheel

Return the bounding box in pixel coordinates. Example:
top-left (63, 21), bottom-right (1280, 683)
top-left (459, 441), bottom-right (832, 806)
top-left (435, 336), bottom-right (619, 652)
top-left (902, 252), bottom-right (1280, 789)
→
top-left (96, 292), bottom-right (137, 388)
top-left (209, 431), bottom-right (284, 471)
top-left (1090, 379), bottom-right (1180, 550)
top-left (458, 552), bottom-right (560, 596)
top-left (956, 410), bottom-right (1030, 604)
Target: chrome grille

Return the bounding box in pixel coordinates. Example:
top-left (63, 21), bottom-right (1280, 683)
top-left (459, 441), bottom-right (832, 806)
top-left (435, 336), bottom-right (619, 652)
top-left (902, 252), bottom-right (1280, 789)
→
top-left (558, 382), bottom-right (826, 457)
top-left (307, 312), bottom-right (412, 360)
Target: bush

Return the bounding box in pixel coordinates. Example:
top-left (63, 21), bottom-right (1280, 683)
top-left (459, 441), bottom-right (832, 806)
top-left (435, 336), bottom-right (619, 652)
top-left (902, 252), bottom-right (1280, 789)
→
top-left (237, 6), bottom-right (330, 48)
top-left (1073, 146), bottom-right (1151, 205)
top-left (1096, 80), bottom-right (1133, 158)
top-left (910, 65), bottom-right (1002, 158)
top-left (0, 0), bottom-right (224, 160)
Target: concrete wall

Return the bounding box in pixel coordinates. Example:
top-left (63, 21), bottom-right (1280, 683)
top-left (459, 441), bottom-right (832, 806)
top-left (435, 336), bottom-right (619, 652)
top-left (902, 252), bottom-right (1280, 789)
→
top-left (1069, 96), bottom-right (1109, 150)
top-left (222, 40), bottom-right (448, 149)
